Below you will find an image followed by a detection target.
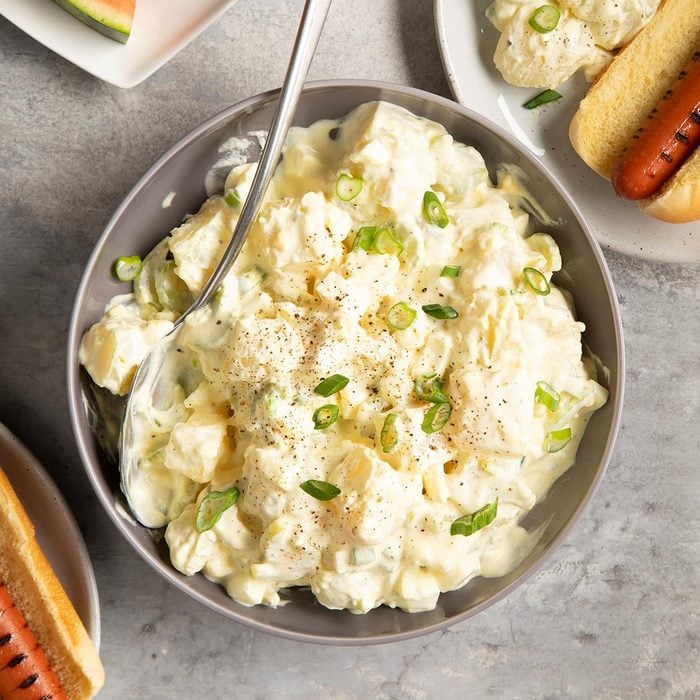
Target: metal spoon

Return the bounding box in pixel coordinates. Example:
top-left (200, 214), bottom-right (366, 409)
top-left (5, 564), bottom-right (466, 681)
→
top-left (120, 0), bottom-right (332, 528)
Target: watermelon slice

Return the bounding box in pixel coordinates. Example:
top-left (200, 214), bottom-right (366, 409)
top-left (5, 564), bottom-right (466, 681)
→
top-left (52, 0), bottom-right (135, 44)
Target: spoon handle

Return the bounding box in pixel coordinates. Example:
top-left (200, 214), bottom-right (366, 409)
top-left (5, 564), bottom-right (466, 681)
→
top-left (191, 0), bottom-right (333, 313)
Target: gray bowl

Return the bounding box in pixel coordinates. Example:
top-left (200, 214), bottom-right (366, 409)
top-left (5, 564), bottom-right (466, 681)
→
top-left (67, 80), bottom-right (624, 645)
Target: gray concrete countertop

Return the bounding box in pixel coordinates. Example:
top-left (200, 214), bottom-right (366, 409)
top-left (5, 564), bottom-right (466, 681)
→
top-left (0, 1), bottom-right (698, 697)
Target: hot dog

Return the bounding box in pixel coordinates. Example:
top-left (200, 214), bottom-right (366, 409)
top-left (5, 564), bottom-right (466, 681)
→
top-left (612, 52), bottom-right (700, 200)
top-left (569, 0), bottom-right (700, 223)
top-left (1, 582), bottom-right (67, 700)
top-left (0, 469), bottom-right (104, 700)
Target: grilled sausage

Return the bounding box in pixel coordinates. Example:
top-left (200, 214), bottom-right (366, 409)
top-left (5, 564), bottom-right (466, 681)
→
top-left (0, 581), bottom-right (67, 700)
top-left (612, 51), bottom-right (700, 200)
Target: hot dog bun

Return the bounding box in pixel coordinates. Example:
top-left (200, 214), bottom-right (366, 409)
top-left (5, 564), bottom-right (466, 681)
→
top-left (0, 468), bottom-right (104, 699)
top-left (569, 0), bottom-right (700, 223)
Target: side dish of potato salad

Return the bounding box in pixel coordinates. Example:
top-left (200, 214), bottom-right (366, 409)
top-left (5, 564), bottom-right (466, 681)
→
top-left (487, 0), bottom-right (661, 88)
top-left (79, 101), bottom-right (607, 613)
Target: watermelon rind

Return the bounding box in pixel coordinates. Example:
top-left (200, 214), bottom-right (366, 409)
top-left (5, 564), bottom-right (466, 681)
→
top-left (52, 0), bottom-right (133, 44)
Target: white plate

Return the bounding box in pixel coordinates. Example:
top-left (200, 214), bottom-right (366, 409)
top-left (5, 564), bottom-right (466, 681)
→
top-left (434, 0), bottom-right (699, 264)
top-left (0, 0), bottom-right (237, 89)
top-left (0, 421), bottom-right (101, 648)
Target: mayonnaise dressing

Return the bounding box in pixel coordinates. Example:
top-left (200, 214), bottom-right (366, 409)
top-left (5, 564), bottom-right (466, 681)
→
top-left (79, 102), bottom-right (607, 613)
top-left (488, 0), bottom-right (661, 88)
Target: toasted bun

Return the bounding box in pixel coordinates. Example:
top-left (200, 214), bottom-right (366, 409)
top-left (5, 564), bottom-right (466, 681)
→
top-left (569, 0), bottom-right (700, 221)
top-left (0, 467), bottom-right (104, 699)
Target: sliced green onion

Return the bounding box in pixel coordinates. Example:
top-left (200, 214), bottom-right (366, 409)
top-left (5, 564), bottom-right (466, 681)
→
top-left (380, 413), bottom-right (400, 453)
top-left (535, 380), bottom-right (561, 412)
top-left (414, 374), bottom-right (449, 404)
top-left (336, 173), bottom-right (363, 201)
top-left (314, 374), bottom-right (349, 397)
top-left (421, 402), bottom-right (452, 434)
top-left (300, 479), bottom-right (341, 500)
top-left (195, 487), bottom-right (239, 533)
top-left (450, 498), bottom-right (498, 537)
top-left (351, 225), bottom-right (403, 256)
top-left (440, 265), bottom-right (462, 278)
top-left (545, 427), bottom-right (572, 453)
top-left (422, 303), bottom-right (458, 320)
top-left (113, 255), bottom-right (142, 282)
top-left (224, 188), bottom-right (241, 208)
top-left (313, 404), bottom-right (339, 429)
top-left (528, 5), bottom-right (560, 33)
top-left (523, 267), bottom-right (551, 295)
top-left (387, 302), bottom-right (416, 330)
top-left (371, 226), bottom-right (403, 256)
top-left (523, 89), bottom-right (562, 110)
top-left (352, 225), bottom-right (377, 251)
top-left (422, 191), bottom-right (449, 228)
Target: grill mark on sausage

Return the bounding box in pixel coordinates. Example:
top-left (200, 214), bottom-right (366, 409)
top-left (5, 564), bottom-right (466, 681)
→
top-left (660, 151), bottom-right (673, 162)
top-left (20, 672), bottom-right (40, 688)
top-left (8, 652), bottom-right (27, 667)
top-left (0, 634), bottom-right (11, 646)
top-left (675, 131), bottom-right (690, 144)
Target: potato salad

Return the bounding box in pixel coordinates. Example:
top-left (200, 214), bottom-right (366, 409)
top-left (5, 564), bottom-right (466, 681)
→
top-left (488, 0), bottom-right (661, 88)
top-left (80, 102), bottom-right (607, 613)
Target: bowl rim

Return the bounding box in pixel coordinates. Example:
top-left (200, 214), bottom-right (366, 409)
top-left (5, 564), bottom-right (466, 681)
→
top-left (67, 78), bottom-right (625, 645)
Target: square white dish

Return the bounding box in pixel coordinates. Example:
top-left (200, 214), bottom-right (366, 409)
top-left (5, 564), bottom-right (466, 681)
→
top-left (0, 0), bottom-right (238, 88)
